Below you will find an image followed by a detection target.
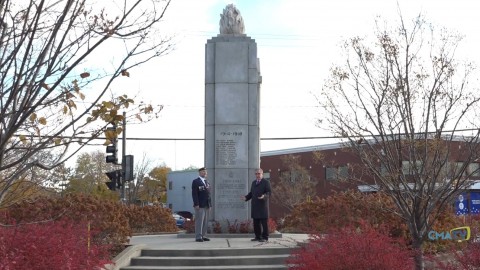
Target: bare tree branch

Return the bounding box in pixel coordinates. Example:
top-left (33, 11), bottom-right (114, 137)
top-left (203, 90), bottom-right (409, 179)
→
top-left (0, 0), bottom-right (172, 205)
top-left (320, 13), bottom-right (480, 270)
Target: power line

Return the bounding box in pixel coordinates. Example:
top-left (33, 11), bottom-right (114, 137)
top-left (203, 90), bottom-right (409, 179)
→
top-left (12, 127), bottom-right (480, 142)
top-left (10, 134), bottom-right (336, 141)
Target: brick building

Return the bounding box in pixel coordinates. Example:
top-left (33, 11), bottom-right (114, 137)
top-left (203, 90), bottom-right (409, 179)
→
top-left (260, 140), bottom-right (480, 219)
top-left (167, 140), bottom-right (480, 220)
top-left (260, 142), bottom-right (364, 219)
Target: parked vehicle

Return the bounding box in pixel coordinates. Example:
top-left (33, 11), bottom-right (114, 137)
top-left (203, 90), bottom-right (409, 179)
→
top-left (173, 213), bottom-right (185, 228)
top-left (175, 211), bottom-right (193, 221)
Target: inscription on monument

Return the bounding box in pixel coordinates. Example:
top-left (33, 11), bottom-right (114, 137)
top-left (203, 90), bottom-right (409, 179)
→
top-left (215, 131), bottom-right (243, 166)
top-left (216, 177), bottom-right (247, 211)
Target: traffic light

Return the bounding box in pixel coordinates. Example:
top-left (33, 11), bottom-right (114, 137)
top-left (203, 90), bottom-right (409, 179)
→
top-left (105, 170), bottom-right (122, 191)
top-left (105, 123), bottom-right (118, 164)
top-left (123, 155), bottom-right (134, 181)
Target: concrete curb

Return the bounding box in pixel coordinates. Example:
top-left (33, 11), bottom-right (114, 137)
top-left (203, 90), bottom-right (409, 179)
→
top-left (103, 244), bottom-right (146, 270)
top-left (177, 232), bottom-right (283, 238)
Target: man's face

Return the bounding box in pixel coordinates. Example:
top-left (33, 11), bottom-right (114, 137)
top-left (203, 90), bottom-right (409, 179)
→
top-left (255, 171), bottom-right (262, 180)
top-left (200, 169), bottom-right (207, 178)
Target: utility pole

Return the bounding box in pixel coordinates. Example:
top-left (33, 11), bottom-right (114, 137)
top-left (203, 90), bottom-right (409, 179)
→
top-left (121, 111), bottom-right (127, 203)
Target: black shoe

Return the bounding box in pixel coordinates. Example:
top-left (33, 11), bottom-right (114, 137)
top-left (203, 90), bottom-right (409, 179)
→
top-left (251, 238), bottom-right (261, 241)
top-left (259, 239), bottom-right (266, 242)
top-left (195, 239), bottom-right (204, 242)
top-left (202, 237), bottom-right (210, 241)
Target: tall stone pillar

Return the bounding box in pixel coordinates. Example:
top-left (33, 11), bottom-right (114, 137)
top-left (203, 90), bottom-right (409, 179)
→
top-left (205, 4), bottom-right (261, 227)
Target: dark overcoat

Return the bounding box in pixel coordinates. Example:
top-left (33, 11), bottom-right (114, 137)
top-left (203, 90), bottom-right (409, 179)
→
top-left (245, 178), bottom-right (271, 219)
top-left (192, 177), bottom-right (211, 208)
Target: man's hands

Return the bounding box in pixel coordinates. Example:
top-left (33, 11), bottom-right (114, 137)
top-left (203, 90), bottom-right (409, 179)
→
top-left (258, 194), bottom-right (265, 200)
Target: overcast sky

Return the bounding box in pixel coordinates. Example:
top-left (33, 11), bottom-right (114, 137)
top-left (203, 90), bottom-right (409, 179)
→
top-left (85, 0), bottom-right (480, 170)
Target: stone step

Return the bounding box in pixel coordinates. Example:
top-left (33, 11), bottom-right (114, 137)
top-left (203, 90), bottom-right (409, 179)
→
top-left (130, 254), bottom-right (289, 266)
top-left (141, 247), bottom-right (292, 257)
top-left (119, 247), bottom-right (295, 270)
top-left (121, 265), bottom-right (288, 270)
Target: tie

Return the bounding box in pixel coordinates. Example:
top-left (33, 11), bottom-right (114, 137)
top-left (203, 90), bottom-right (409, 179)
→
top-left (256, 180), bottom-right (260, 185)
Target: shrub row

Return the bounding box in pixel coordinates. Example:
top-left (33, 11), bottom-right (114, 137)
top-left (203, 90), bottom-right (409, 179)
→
top-left (283, 190), bottom-right (480, 268)
top-left (0, 194), bottom-right (178, 257)
top-left (288, 221), bottom-right (414, 270)
top-left (0, 218), bottom-right (111, 269)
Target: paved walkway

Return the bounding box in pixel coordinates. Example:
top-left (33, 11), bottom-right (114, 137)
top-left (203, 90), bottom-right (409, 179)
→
top-left (128, 233), bottom-right (311, 249)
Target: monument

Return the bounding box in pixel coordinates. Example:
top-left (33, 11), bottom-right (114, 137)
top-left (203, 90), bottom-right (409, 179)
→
top-left (205, 4), bottom-right (261, 228)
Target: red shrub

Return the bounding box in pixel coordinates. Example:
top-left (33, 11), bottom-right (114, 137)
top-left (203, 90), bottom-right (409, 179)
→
top-left (283, 190), bottom-right (406, 237)
top-left (227, 219), bottom-right (239, 233)
top-left (212, 220), bottom-right (222, 233)
top-left (431, 241), bottom-right (480, 270)
top-left (124, 205), bottom-right (178, 233)
top-left (268, 217), bottom-right (277, 233)
top-left (287, 221), bottom-right (413, 270)
top-left (184, 219), bottom-right (195, 233)
top-left (0, 218), bottom-right (111, 269)
top-left (1, 194), bottom-right (131, 252)
top-left (239, 220), bottom-right (251, 233)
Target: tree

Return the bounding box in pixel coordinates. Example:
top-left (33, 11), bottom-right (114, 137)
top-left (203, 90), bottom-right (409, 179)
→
top-left (271, 155), bottom-right (317, 212)
top-left (320, 13), bottom-right (480, 269)
top-left (125, 152), bottom-right (154, 204)
top-left (137, 165), bottom-right (170, 205)
top-left (66, 150), bottom-right (118, 200)
top-left (0, 0), bottom-right (172, 206)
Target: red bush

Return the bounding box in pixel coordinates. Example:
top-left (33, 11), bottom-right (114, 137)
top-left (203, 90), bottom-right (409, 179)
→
top-left (268, 217), bottom-right (277, 233)
top-left (1, 194), bottom-right (131, 252)
top-left (287, 221), bottom-right (413, 270)
top-left (227, 219), bottom-right (239, 233)
top-left (283, 190), bottom-right (407, 237)
top-left (0, 218), bottom-right (111, 269)
top-left (430, 241), bottom-right (480, 270)
top-left (184, 219), bottom-right (195, 233)
top-left (124, 205), bottom-right (178, 233)
top-left (239, 220), bottom-right (251, 233)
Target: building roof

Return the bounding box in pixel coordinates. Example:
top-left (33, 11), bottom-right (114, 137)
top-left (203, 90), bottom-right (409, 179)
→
top-left (261, 142), bottom-right (344, 157)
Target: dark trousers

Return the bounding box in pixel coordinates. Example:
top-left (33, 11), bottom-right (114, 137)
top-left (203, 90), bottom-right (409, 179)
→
top-left (253, 218), bottom-right (269, 240)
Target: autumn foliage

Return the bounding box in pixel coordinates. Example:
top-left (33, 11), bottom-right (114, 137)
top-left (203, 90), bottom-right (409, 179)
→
top-left (283, 190), bottom-right (407, 238)
top-left (0, 194), bottom-right (178, 258)
top-left (124, 204), bottom-right (178, 234)
top-left (287, 221), bottom-right (414, 270)
top-left (441, 241), bottom-right (480, 269)
top-left (0, 218), bottom-right (111, 269)
top-left (283, 190), bottom-right (473, 255)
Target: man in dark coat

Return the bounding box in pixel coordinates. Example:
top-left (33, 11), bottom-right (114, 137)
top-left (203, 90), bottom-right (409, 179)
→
top-left (192, 167), bottom-right (211, 242)
top-left (243, 168), bottom-right (271, 242)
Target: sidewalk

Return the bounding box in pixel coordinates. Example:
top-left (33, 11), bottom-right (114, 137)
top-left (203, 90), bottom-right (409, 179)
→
top-left (128, 233), bottom-right (311, 249)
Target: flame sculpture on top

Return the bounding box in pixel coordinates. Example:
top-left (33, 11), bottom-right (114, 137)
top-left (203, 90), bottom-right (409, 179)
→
top-left (219, 4), bottom-right (245, 35)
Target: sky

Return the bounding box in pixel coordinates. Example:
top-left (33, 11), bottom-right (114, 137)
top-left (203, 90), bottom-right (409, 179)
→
top-left (81, 0), bottom-right (480, 171)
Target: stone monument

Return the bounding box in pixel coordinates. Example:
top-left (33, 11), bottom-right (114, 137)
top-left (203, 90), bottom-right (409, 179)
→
top-left (205, 4), bottom-right (261, 229)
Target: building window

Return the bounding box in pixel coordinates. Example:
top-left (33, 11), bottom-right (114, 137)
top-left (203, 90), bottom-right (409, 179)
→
top-left (263, 172), bottom-right (271, 181)
top-left (168, 181), bottom-right (172, 190)
top-left (469, 163), bottom-right (480, 177)
top-left (325, 165), bottom-right (348, 180)
top-left (402, 160), bottom-right (422, 175)
top-left (454, 162), bottom-right (465, 177)
top-left (280, 170), bottom-right (306, 182)
top-left (168, 203), bottom-right (172, 209)
top-left (380, 163), bottom-right (388, 176)
top-left (442, 161), bottom-right (466, 178)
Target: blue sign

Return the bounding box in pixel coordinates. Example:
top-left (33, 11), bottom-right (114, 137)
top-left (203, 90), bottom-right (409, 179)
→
top-left (455, 193), bottom-right (469, 215)
top-left (470, 192), bottom-right (480, 215)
